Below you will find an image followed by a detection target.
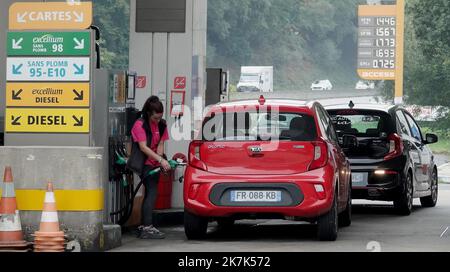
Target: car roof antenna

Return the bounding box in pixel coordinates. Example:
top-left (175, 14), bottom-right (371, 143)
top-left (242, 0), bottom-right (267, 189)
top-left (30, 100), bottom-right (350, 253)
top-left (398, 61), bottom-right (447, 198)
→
top-left (349, 101), bottom-right (355, 109)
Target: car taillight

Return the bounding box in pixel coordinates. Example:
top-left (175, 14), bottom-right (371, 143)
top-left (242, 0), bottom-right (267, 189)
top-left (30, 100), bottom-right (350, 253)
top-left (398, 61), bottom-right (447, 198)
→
top-left (384, 133), bottom-right (404, 161)
top-left (188, 141), bottom-right (207, 171)
top-left (309, 140), bottom-right (328, 171)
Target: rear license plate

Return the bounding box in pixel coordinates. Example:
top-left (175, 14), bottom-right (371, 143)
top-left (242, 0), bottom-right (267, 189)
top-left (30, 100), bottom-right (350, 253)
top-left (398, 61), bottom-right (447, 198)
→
top-left (352, 172), bottom-right (368, 185)
top-left (230, 191), bottom-right (282, 202)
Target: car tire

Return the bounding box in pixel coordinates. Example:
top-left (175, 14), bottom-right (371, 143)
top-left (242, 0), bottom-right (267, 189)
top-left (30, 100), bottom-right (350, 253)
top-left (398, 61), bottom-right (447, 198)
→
top-left (420, 169), bottom-right (438, 208)
top-left (317, 192), bottom-right (338, 241)
top-left (217, 218), bottom-right (235, 230)
top-left (394, 172), bottom-right (413, 216)
top-left (338, 184), bottom-right (352, 228)
top-left (184, 210), bottom-right (208, 240)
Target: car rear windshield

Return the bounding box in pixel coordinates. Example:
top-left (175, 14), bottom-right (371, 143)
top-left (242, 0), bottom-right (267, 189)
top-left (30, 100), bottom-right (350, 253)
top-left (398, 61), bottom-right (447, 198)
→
top-left (201, 112), bottom-right (317, 141)
top-left (327, 109), bottom-right (394, 137)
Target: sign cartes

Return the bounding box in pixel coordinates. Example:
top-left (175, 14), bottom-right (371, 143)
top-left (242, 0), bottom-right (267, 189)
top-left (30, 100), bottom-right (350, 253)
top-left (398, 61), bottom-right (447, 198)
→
top-left (7, 57), bottom-right (90, 81)
top-left (7, 31), bottom-right (91, 56)
top-left (6, 82), bottom-right (90, 108)
top-left (5, 108), bottom-right (90, 133)
top-left (9, 2), bottom-right (93, 30)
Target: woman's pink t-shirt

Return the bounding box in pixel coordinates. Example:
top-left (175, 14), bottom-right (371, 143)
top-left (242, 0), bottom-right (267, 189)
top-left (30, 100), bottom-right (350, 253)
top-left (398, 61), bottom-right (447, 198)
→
top-left (131, 119), bottom-right (169, 167)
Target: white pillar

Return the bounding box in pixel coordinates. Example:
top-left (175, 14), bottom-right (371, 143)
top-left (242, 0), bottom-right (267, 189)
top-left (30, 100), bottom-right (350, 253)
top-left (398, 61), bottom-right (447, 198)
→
top-left (129, 0), bottom-right (207, 209)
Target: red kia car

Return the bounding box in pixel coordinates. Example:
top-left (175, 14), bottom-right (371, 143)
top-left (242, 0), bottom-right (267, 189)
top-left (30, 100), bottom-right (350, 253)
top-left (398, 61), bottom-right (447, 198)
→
top-left (184, 97), bottom-right (352, 241)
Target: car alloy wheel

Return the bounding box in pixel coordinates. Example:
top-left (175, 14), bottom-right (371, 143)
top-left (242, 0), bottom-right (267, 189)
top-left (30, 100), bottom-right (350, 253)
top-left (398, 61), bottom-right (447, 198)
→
top-left (317, 190), bottom-right (338, 241)
top-left (420, 170), bottom-right (438, 208)
top-left (406, 174), bottom-right (413, 211)
top-left (431, 170), bottom-right (438, 203)
top-left (394, 173), bottom-right (413, 215)
top-left (338, 183), bottom-right (352, 227)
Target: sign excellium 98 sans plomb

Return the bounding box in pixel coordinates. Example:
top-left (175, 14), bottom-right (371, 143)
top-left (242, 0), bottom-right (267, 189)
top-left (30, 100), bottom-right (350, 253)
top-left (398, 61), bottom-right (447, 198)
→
top-left (7, 31), bottom-right (91, 56)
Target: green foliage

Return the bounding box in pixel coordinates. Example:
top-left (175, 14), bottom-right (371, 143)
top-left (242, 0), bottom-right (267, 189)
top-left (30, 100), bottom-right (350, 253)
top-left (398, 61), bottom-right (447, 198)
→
top-left (207, 0), bottom-right (364, 90)
top-left (93, 0), bottom-right (130, 70)
top-left (404, 0), bottom-right (450, 107)
top-left (421, 125), bottom-right (450, 154)
top-left (90, 0), bottom-right (450, 117)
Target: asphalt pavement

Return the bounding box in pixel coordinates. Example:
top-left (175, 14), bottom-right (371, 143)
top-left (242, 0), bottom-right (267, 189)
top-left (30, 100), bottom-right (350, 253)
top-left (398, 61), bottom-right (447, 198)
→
top-left (112, 185), bottom-right (450, 252)
top-left (112, 90), bottom-right (450, 252)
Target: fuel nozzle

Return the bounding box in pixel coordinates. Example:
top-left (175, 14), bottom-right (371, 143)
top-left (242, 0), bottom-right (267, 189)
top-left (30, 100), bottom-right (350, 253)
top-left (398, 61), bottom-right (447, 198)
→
top-left (144, 160), bottom-right (184, 177)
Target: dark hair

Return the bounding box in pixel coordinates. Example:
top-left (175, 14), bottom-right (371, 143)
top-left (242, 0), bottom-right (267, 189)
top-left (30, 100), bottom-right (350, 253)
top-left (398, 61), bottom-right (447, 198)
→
top-left (142, 96), bottom-right (164, 121)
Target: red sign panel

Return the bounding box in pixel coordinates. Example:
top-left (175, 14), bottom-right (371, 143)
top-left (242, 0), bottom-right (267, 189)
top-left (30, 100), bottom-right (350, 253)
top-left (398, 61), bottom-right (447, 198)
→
top-left (174, 77), bottom-right (186, 89)
top-left (136, 76), bottom-right (147, 89)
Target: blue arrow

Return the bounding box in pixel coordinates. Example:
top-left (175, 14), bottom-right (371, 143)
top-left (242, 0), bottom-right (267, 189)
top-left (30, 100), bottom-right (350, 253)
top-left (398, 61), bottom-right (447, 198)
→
top-left (73, 64), bottom-right (84, 75)
top-left (12, 64), bottom-right (23, 75)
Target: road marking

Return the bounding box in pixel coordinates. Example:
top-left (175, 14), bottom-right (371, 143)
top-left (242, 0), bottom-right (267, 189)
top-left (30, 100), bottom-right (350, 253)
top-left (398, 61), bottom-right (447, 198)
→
top-left (440, 227), bottom-right (449, 238)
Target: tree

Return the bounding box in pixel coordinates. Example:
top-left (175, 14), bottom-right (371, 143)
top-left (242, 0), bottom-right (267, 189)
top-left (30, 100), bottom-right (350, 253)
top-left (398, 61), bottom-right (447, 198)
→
top-left (207, 0), bottom-right (364, 90)
top-left (405, 0), bottom-right (450, 107)
top-left (93, 0), bottom-right (130, 70)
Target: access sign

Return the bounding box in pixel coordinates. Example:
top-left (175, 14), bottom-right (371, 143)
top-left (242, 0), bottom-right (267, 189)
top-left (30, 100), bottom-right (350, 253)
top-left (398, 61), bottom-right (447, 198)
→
top-left (6, 82), bottom-right (90, 108)
top-left (5, 108), bottom-right (90, 133)
top-left (357, 5), bottom-right (397, 80)
top-left (7, 32), bottom-right (91, 56)
top-left (7, 57), bottom-right (90, 81)
top-left (9, 2), bottom-right (93, 30)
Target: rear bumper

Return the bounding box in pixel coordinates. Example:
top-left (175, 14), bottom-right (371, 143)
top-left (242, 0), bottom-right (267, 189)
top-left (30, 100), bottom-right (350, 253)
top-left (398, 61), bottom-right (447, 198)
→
top-left (352, 181), bottom-right (401, 200)
top-left (183, 166), bottom-right (336, 219)
top-left (350, 156), bottom-right (405, 200)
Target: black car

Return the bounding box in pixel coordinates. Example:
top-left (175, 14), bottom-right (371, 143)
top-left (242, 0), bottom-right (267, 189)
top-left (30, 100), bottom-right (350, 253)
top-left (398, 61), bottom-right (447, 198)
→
top-left (325, 102), bottom-right (439, 215)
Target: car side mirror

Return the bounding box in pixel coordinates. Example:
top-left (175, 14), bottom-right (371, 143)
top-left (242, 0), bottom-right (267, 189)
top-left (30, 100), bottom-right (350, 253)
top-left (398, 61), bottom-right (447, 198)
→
top-left (425, 133), bottom-right (438, 145)
top-left (342, 135), bottom-right (358, 148)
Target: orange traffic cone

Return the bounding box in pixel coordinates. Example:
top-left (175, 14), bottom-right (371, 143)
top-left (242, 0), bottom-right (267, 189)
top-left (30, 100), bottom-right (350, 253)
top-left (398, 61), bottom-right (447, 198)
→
top-left (32, 182), bottom-right (66, 252)
top-left (0, 166), bottom-right (30, 252)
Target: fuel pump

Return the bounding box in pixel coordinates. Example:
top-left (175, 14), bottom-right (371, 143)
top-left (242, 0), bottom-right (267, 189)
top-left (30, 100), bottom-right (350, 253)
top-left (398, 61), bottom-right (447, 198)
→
top-left (206, 68), bottom-right (229, 106)
top-left (106, 71), bottom-right (140, 225)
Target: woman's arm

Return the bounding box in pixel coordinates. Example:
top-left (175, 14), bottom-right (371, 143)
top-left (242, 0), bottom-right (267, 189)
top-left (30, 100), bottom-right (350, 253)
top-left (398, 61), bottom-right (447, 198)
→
top-left (157, 140), bottom-right (164, 157)
top-left (138, 141), bottom-right (171, 171)
top-left (138, 141), bottom-right (161, 161)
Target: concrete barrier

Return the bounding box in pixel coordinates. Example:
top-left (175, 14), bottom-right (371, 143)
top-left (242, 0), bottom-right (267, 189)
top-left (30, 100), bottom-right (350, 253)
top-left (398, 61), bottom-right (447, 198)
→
top-left (0, 146), bottom-right (106, 252)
